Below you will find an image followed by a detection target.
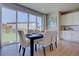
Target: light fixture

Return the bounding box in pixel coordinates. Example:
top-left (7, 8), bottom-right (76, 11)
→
top-left (42, 8), bottom-right (45, 11)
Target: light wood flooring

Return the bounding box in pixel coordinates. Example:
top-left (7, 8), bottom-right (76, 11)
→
top-left (0, 40), bottom-right (79, 56)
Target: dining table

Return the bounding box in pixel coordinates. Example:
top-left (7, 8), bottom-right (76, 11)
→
top-left (26, 33), bottom-right (43, 56)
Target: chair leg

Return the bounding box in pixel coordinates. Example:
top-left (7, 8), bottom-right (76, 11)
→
top-left (35, 44), bottom-right (37, 52)
top-left (55, 42), bottom-right (57, 48)
top-left (43, 47), bottom-right (46, 56)
top-left (22, 47), bottom-right (26, 56)
top-left (49, 44), bottom-right (51, 51)
top-left (19, 45), bottom-right (21, 53)
top-left (51, 43), bottom-right (53, 50)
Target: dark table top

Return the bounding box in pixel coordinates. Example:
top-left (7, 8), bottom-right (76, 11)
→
top-left (26, 33), bottom-right (43, 40)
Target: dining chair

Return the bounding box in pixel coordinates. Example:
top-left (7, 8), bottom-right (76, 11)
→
top-left (34, 29), bottom-right (40, 33)
top-left (34, 30), bottom-right (45, 51)
top-left (36, 30), bottom-right (53, 56)
top-left (18, 30), bottom-right (30, 56)
top-left (51, 31), bottom-right (57, 48)
top-left (33, 29), bottom-right (44, 51)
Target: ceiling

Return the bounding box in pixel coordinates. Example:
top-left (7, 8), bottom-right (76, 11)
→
top-left (19, 3), bottom-right (79, 14)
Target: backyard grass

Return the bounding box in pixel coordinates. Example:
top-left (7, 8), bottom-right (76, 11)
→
top-left (2, 32), bottom-right (18, 43)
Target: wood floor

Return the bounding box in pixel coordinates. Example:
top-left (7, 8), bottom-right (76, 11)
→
top-left (0, 40), bottom-right (79, 56)
top-left (34, 40), bottom-right (79, 56)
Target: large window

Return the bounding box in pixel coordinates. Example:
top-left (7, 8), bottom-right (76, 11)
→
top-left (17, 11), bottom-right (28, 41)
top-left (17, 11), bottom-right (28, 33)
top-left (29, 14), bottom-right (36, 33)
top-left (0, 6), bottom-right (44, 46)
top-left (2, 7), bottom-right (17, 46)
top-left (37, 16), bottom-right (42, 31)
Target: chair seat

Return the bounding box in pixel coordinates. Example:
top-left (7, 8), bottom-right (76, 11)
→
top-left (20, 39), bottom-right (30, 48)
top-left (34, 32), bottom-right (44, 44)
top-left (37, 40), bottom-right (51, 47)
top-left (34, 38), bottom-right (43, 43)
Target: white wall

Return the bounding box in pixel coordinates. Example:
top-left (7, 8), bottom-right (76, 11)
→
top-left (48, 11), bottom-right (61, 40)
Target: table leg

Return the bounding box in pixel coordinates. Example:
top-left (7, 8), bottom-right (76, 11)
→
top-left (30, 39), bottom-right (34, 56)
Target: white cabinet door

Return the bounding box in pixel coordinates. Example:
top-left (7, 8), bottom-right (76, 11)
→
top-left (61, 31), bottom-right (71, 40)
top-left (62, 31), bottom-right (79, 43)
top-left (61, 13), bottom-right (73, 25)
top-left (72, 31), bottom-right (79, 42)
top-left (66, 31), bottom-right (71, 41)
top-left (72, 12), bottom-right (79, 25)
top-left (66, 14), bottom-right (73, 25)
top-left (61, 15), bottom-right (67, 25)
top-left (61, 31), bottom-right (66, 40)
top-left (61, 12), bottom-right (79, 25)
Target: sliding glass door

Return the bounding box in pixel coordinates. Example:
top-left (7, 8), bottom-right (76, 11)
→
top-left (29, 14), bottom-right (43, 33)
top-left (37, 16), bottom-right (42, 31)
top-left (17, 11), bottom-right (28, 41)
top-left (29, 14), bottom-right (36, 33)
top-left (0, 6), bottom-right (44, 47)
top-left (1, 7), bottom-right (17, 46)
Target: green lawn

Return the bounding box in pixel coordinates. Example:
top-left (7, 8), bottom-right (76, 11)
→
top-left (2, 32), bottom-right (18, 43)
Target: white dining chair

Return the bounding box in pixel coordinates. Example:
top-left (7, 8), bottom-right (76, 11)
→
top-left (34, 31), bottom-right (45, 51)
top-left (33, 29), bottom-right (44, 51)
top-left (36, 30), bottom-right (53, 56)
top-left (18, 30), bottom-right (30, 56)
top-left (51, 31), bottom-right (57, 48)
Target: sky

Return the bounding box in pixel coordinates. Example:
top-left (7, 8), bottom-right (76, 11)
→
top-left (2, 7), bottom-right (42, 27)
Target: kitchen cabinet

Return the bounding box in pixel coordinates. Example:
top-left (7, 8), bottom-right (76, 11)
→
top-left (61, 11), bottom-right (79, 25)
top-left (61, 15), bottom-right (67, 25)
top-left (61, 13), bottom-right (73, 25)
top-left (61, 31), bottom-right (71, 41)
top-left (72, 12), bottom-right (79, 25)
top-left (72, 31), bottom-right (79, 42)
top-left (61, 31), bottom-right (79, 43)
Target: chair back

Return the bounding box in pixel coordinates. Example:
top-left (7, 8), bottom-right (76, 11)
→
top-left (34, 29), bottom-right (40, 33)
top-left (51, 31), bottom-right (57, 43)
top-left (42, 30), bottom-right (53, 46)
top-left (18, 30), bottom-right (28, 47)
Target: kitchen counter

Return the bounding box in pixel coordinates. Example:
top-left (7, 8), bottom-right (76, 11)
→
top-left (61, 30), bottom-right (79, 43)
top-left (61, 30), bottom-right (79, 31)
